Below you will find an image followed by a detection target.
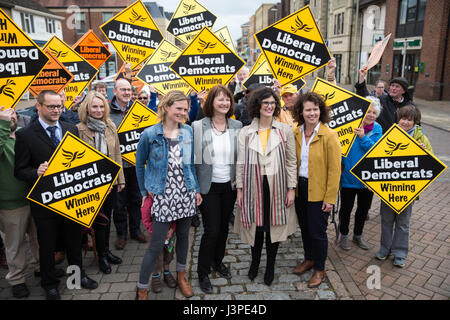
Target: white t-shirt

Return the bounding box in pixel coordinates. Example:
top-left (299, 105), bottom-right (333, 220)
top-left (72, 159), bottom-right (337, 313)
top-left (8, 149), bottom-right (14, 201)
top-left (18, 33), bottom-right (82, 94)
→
top-left (211, 130), bottom-right (231, 183)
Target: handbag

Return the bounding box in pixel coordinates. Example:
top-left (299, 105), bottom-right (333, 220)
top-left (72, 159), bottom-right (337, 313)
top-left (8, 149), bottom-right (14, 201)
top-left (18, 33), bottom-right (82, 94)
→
top-left (141, 195), bottom-right (154, 234)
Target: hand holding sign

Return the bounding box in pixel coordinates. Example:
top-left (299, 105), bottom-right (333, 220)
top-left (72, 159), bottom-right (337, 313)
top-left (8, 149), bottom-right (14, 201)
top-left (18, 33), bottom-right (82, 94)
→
top-left (354, 126), bottom-right (365, 139)
top-left (359, 66), bottom-right (368, 84)
top-left (0, 106), bottom-right (14, 121)
top-left (37, 161), bottom-right (48, 176)
top-left (366, 33), bottom-right (391, 70)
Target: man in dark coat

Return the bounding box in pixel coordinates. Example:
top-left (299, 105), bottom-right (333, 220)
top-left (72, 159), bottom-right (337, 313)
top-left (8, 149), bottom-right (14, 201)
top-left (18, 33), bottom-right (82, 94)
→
top-left (355, 67), bottom-right (413, 133)
top-left (14, 90), bottom-right (98, 300)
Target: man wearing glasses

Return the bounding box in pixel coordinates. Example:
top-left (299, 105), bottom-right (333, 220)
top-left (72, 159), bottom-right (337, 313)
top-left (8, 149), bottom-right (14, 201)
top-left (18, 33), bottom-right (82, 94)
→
top-left (14, 90), bottom-right (98, 300)
top-left (109, 79), bottom-right (148, 250)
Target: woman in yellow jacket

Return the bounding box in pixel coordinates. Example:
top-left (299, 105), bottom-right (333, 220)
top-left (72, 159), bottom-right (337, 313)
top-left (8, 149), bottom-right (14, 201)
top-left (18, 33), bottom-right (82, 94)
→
top-left (77, 91), bottom-right (125, 274)
top-left (291, 92), bottom-right (341, 288)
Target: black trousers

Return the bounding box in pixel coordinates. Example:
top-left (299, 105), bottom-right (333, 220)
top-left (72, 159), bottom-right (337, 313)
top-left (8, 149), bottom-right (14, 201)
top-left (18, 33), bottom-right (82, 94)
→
top-left (295, 178), bottom-right (329, 271)
top-left (250, 176), bottom-right (279, 271)
top-left (33, 215), bottom-right (83, 290)
top-left (92, 189), bottom-right (116, 256)
top-left (198, 182), bottom-right (236, 277)
top-left (338, 187), bottom-right (374, 236)
top-left (114, 167), bottom-right (142, 239)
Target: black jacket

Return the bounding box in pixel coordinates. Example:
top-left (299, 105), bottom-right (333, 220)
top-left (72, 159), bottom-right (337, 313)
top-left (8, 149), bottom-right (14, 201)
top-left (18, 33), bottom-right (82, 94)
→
top-left (355, 80), bottom-right (413, 134)
top-left (14, 120), bottom-right (78, 218)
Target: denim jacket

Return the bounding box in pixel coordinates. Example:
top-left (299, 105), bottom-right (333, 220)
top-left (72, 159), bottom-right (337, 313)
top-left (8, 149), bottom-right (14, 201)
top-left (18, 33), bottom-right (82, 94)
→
top-left (135, 122), bottom-right (200, 196)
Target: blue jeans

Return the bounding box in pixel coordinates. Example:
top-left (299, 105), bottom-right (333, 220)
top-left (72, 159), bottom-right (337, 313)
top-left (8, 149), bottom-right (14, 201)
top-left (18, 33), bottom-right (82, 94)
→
top-left (379, 201), bottom-right (413, 259)
top-left (137, 217), bottom-right (192, 289)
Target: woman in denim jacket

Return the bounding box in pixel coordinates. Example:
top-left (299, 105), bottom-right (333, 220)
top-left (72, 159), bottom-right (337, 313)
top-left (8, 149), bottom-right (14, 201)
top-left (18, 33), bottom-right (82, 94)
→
top-left (135, 90), bottom-right (202, 300)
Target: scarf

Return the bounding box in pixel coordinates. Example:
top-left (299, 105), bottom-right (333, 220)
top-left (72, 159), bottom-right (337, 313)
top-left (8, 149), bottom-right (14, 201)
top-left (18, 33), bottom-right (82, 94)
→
top-left (86, 116), bottom-right (108, 156)
top-left (241, 128), bottom-right (288, 229)
top-left (363, 122), bottom-right (374, 134)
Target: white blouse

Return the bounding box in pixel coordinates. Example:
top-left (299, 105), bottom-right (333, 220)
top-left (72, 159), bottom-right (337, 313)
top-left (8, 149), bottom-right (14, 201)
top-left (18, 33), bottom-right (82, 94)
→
top-left (211, 130), bottom-right (232, 183)
top-left (299, 122), bottom-right (320, 178)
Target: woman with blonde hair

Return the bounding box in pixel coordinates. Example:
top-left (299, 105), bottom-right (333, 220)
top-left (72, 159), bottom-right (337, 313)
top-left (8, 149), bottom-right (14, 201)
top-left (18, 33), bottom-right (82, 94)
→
top-left (77, 91), bottom-right (125, 274)
top-left (135, 90), bottom-right (202, 300)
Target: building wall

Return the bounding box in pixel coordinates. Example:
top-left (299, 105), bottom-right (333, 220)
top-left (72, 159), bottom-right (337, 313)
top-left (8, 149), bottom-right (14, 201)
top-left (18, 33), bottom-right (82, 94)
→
top-left (249, 14), bottom-right (256, 65)
top-left (415, 0), bottom-right (450, 100)
top-left (384, 0), bottom-right (450, 100)
top-left (327, 0), bottom-right (354, 84)
top-left (48, 8), bottom-right (123, 46)
top-left (10, 8), bottom-right (63, 45)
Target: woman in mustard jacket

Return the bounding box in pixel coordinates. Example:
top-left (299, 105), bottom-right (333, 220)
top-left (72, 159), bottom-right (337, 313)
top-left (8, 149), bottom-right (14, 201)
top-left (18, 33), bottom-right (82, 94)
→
top-left (291, 92), bottom-right (341, 288)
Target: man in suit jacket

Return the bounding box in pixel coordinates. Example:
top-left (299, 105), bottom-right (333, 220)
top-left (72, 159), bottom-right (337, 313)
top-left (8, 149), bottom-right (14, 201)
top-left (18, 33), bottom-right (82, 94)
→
top-left (14, 90), bottom-right (98, 300)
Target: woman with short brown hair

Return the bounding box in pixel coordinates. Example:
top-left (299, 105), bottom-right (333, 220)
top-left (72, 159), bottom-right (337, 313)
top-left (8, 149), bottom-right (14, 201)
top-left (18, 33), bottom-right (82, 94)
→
top-left (291, 92), bottom-right (341, 288)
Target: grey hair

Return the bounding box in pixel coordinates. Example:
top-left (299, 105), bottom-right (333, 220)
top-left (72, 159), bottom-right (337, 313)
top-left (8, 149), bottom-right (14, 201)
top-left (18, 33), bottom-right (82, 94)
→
top-left (365, 96), bottom-right (382, 118)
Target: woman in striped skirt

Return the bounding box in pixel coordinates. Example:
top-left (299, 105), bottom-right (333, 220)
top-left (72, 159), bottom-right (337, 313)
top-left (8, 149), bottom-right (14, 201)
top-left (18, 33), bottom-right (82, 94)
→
top-left (234, 86), bottom-right (298, 286)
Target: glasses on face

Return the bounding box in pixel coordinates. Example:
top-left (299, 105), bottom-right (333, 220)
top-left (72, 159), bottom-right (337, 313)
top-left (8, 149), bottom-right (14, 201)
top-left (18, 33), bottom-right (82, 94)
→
top-left (138, 97), bottom-right (148, 101)
top-left (376, 87), bottom-right (384, 89)
top-left (43, 104), bottom-right (63, 111)
top-left (261, 101), bottom-right (276, 107)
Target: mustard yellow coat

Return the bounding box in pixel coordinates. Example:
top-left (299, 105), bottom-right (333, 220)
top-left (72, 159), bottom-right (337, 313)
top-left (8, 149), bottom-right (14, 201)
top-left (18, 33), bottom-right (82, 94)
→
top-left (294, 122), bottom-right (341, 204)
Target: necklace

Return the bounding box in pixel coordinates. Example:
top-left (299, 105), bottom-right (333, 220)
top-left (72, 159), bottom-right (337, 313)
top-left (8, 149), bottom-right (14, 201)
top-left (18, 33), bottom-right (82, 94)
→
top-left (211, 119), bottom-right (227, 135)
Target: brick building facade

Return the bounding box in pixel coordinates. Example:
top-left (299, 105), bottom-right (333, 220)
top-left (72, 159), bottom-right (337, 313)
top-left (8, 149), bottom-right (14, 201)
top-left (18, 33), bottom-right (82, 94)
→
top-left (383, 0), bottom-right (449, 100)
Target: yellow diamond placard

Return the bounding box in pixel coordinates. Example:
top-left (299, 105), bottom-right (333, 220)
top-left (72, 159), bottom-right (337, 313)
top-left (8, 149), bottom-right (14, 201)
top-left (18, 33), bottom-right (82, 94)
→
top-left (0, 9), bottom-right (49, 109)
top-left (136, 40), bottom-right (190, 96)
top-left (167, 0), bottom-right (217, 45)
top-left (351, 124), bottom-right (447, 214)
top-left (243, 60), bottom-right (275, 89)
top-left (29, 48), bottom-right (74, 97)
top-left (117, 101), bottom-right (160, 165)
top-left (311, 78), bottom-right (371, 157)
top-left (170, 27), bottom-right (245, 92)
top-left (73, 30), bottom-right (111, 69)
top-left (43, 36), bottom-right (98, 110)
top-left (214, 26), bottom-right (236, 53)
top-left (255, 5), bottom-right (331, 86)
top-left (100, 0), bottom-right (163, 69)
top-left (27, 132), bottom-right (122, 228)
top-left (249, 54), bottom-right (265, 74)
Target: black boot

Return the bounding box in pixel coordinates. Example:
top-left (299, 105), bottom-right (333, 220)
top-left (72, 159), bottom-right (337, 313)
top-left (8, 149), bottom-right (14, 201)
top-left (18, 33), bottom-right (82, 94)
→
top-left (248, 231), bottom-right (264, 280)
top-left (106, 250), bottom-right (122, 264)
top-left (264, 236), bottom-right (279, 286)
top-left (98, 253), bottom-right (112, 274)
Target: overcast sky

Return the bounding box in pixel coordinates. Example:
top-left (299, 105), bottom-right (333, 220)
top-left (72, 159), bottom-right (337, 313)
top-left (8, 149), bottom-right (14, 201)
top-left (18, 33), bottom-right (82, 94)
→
top-left (149, 0), bottom-right (275, 45)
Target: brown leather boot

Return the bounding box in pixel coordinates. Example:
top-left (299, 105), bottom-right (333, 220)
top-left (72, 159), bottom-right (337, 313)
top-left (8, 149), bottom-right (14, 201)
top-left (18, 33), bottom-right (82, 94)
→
top-left (308, 270), bottom-right (325, 288)
top-left (293, 260), bottom-right (314, 275)
top-left (135, 288), bottom-right (148, 300)
top-left (177, 271), bottom-right (193, 298)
